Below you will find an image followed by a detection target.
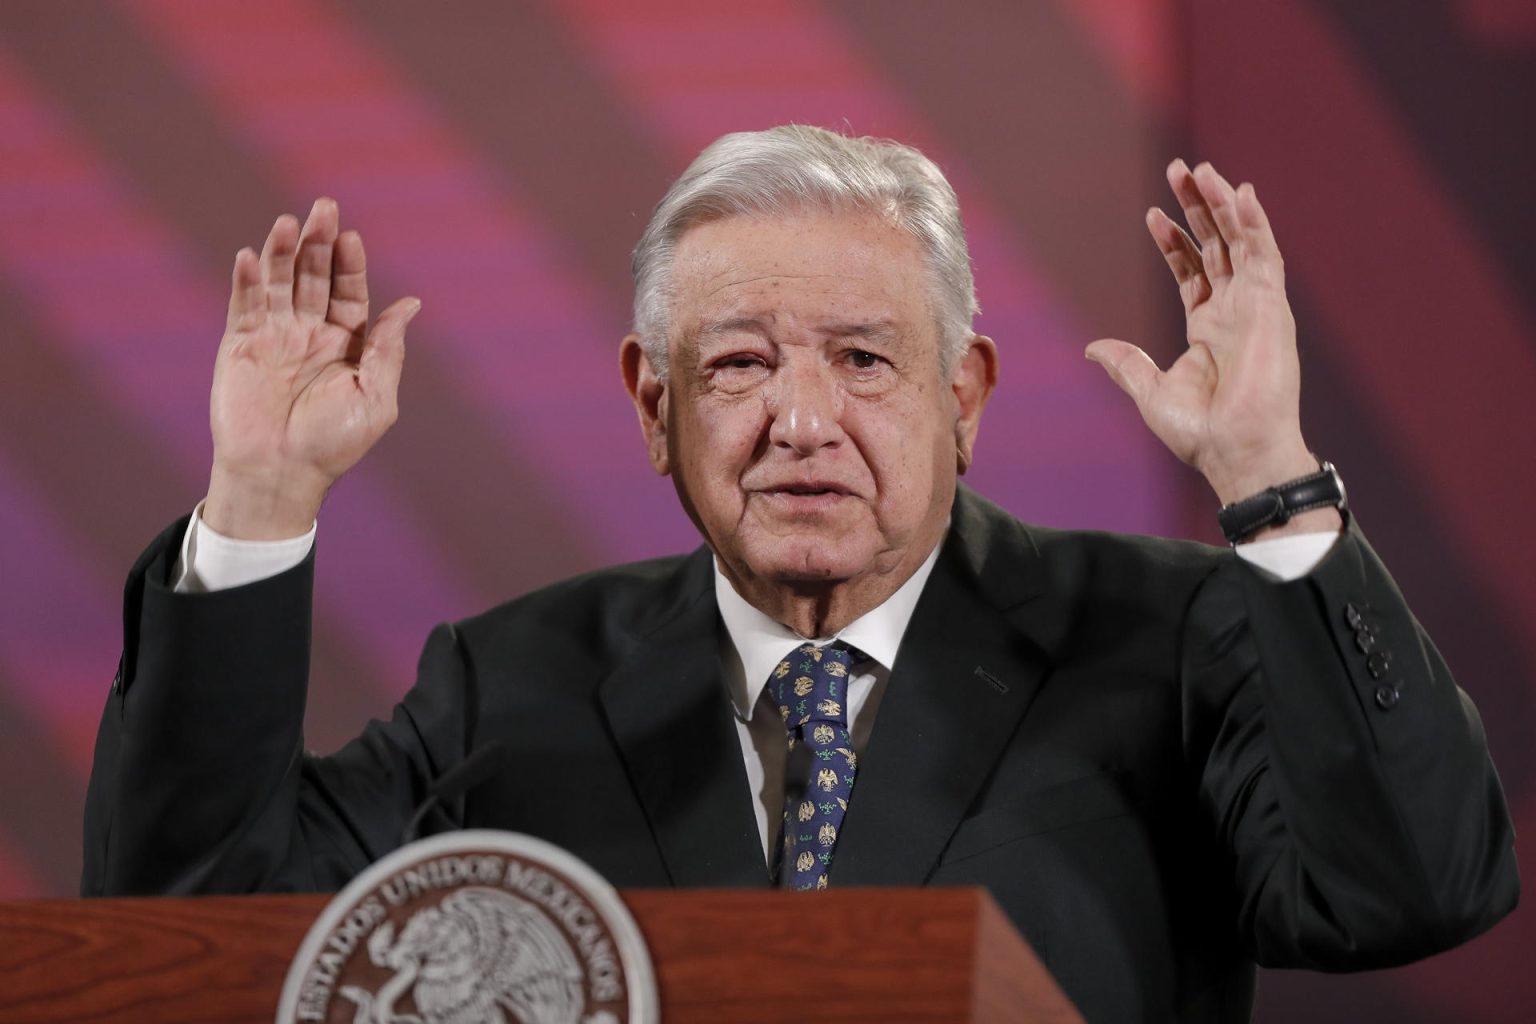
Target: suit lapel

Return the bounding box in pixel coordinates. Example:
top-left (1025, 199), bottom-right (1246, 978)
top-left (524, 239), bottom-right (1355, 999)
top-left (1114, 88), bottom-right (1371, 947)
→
top-left (833, 488), bottom-right (1056, 885)
top-left (597, 553), bottom-right (769, 889)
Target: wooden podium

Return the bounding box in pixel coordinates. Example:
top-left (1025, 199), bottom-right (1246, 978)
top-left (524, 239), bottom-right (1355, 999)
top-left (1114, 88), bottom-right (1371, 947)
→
top-left (1, 887), bottom-right (1082, 1022)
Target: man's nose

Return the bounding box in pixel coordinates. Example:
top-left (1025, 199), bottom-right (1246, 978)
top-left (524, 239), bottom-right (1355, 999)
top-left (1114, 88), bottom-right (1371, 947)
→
top-left (766, 363), bottom-right (843, 454)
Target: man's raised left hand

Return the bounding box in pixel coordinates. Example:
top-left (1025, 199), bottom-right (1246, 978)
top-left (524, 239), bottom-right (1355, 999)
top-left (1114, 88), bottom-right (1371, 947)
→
top-left (1086, 160), bottom-right (1341, 535)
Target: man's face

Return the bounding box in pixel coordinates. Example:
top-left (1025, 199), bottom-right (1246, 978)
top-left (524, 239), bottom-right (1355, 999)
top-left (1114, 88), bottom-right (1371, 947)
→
top-left (623, 207), bottom-right (994, 607)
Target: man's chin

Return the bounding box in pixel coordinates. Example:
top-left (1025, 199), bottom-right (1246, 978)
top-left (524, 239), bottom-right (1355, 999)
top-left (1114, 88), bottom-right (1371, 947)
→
top-left (737, 541), bottom-right (876, 587)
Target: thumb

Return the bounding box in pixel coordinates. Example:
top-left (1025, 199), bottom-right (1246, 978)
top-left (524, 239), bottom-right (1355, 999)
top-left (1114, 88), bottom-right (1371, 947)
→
top-left (1085, 338), bottom-right (1160, 410)
top-left (359, 297), bottom-right (421, 401)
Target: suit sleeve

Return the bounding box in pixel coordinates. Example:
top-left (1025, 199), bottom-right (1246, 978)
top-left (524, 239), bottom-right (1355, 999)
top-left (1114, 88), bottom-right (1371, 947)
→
top-left (81, 518), bottom-right (470, 896)
top-left (1181, 519), bottom-right (1519, 969)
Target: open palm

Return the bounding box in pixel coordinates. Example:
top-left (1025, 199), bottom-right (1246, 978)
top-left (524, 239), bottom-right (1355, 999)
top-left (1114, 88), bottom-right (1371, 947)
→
top-left (1087, 160), bottom-right (1314, 505)
top-left (206, 200), bottom-right (419, 538)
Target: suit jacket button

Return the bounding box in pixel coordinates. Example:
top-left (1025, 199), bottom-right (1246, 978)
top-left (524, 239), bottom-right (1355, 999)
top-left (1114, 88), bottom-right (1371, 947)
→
top-left (1367, 651), bottom-right (1392, 679)
top-left (1354, 629), bottom-right (1377, 653)
top-left (1344, 603), bottom-right (1364, 629)
top-left (1374, 684), bottom-right (1400, 710)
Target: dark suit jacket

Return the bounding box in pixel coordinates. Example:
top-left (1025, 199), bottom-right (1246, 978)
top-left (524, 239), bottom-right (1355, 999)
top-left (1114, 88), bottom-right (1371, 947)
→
top-left (83, 487), bottom-right (1518, 1022)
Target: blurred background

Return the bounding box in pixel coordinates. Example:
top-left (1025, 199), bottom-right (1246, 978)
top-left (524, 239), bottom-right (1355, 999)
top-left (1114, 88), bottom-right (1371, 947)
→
top-left (1, 1), bottom-right (1531, 1019)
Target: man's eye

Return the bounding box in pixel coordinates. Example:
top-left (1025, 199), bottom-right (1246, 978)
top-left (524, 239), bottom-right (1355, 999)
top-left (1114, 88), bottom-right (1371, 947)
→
top-left (716, 355), bottom-right (765, 370)
top-left (847, 350), bottom-right (884, 370)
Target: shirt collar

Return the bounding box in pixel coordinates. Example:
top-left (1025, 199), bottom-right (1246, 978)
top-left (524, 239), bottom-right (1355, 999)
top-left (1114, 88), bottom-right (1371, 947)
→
top-left (714, 537), bottom-right (946, 719)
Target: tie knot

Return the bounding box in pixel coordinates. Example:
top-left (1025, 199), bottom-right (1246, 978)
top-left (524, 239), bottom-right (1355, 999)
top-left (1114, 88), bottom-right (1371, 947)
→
top-left (771, 642), bottom-right (855, 729)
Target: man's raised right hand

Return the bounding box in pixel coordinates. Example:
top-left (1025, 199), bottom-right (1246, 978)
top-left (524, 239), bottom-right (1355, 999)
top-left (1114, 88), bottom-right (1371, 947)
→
top-left (204, 198), bottom-right (420, 540)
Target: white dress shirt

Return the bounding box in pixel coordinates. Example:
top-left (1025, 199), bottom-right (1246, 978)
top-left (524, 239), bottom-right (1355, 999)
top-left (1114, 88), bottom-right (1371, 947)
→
top-left (713, 541), bottom-right (944, 867)
top-left (173, 506), bottom-right (1340, 867)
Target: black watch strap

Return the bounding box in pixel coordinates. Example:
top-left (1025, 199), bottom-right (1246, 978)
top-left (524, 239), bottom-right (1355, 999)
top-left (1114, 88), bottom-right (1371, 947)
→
top-left (1217, 461), bottom-right (1347, 545)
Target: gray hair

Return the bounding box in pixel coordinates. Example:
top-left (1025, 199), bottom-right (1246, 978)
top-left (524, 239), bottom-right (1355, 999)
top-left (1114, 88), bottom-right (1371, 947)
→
top-left (630, 124), bottom-right (979, 379)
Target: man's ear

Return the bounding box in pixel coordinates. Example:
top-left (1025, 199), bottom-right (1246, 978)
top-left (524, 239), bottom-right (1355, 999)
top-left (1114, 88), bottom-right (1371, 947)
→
top-left (620, 334), bottom-right (670, 475)
top-left (951, 335), bottom-right (999, 474)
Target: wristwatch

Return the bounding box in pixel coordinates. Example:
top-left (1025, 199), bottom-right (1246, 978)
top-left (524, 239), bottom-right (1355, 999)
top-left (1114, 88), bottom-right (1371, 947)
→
top-left (1217, 461), bottom-right (1347, 545)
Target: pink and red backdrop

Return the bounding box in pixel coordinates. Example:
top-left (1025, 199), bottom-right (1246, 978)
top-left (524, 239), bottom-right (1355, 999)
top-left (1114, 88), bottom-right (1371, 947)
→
top-left (1, 2), bottom-right (1531, 1020)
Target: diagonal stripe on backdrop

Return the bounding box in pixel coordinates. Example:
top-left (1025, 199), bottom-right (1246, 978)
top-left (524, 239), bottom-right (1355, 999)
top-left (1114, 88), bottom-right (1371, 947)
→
top-left (0, 0), bottom-right (602, 608)
top-left (0, 452), bottom-right (123, 774)
top-left (340, 0), bottom-right (677, 325)
top-left (827, 0), bottom-right (1174, 365)
top-left (1184, 0), bottom-right (1536, 732)
top-left (0, 52), bottom-right (470, 713)
top-left (124, 0), bottom-right (699, 565)
top-left (0, 275), bottom-right (384, 760)
top-left (0, 672), bottom-right (86, 897)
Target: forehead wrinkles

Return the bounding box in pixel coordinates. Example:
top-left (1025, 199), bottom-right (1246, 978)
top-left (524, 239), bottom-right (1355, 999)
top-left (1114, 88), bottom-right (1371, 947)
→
top-left (669, 211), bottom-right (935, 355)
top-left (698, 271), bottom-right (854, 308)
top-left (678, 210), bottom-right (921, 282)
top-left (678, 258), bottom-right (911, 329)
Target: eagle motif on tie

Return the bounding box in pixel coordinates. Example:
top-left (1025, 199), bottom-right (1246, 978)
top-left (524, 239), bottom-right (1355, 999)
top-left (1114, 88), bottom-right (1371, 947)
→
top-left (773, 642), bottom-right (861, 891)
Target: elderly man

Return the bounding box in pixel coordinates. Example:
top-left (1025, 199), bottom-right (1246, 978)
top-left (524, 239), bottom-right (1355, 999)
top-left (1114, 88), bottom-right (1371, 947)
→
top-left (84, 127), bottom-right (1516, 1021)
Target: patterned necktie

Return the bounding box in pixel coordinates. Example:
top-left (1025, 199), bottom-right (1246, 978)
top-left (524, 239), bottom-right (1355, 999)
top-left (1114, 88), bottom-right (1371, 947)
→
top-left (772, 641), bottom-right (858, 891)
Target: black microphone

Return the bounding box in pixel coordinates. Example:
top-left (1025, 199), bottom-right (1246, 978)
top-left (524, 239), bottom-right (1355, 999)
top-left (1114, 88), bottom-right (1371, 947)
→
top-left (785, 739), bottom-right (814, 805)
top-left (776, 740), bottom-right (815, 882)
top-left (401, 741), bottom-right (508, 846)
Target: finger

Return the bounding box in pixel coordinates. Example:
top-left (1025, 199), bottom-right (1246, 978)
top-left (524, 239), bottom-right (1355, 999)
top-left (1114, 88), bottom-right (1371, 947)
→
top-left (1085, 338), bottom-right (1161, 412)
top-left (357, 297), bottom-right (421, 422)
top-left (327, 229), bottom-right (369, 338)
top-left (293, 198), bottom-right (339, 319)
top-left (1191, 162), bottom-right (1244, 257)
top-left (225, 246), bottom-right (263, 333)
top-left (1166, 159), bottom-right (1227, 277)
top-left (1145, 207), bottom-right (1211, 313)
top-left (1235, 182), bottom-right (1277, 243)
top-left (1233, 181), bottom-right (1284, 271)
top-left (259, 213), bottom-right (300, 314)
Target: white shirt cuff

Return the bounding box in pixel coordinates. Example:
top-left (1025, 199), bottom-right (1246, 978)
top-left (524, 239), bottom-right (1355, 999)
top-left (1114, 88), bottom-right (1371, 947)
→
top-left (1233, 530), bottom-right (1341, 582)
top-left (173, 501), bottom-right (317, 594)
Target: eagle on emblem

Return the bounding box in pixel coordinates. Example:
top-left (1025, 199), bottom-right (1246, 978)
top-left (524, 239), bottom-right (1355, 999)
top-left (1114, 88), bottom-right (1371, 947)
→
top-left (337, 886), bottom-right (584, 1024)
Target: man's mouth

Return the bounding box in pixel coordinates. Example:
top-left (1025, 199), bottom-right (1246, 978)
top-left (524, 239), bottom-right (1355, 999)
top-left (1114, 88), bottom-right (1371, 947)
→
top-left (762, 481), bottom-right (852, 498)
top-left (751, 483), bottom-right (856, 514)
